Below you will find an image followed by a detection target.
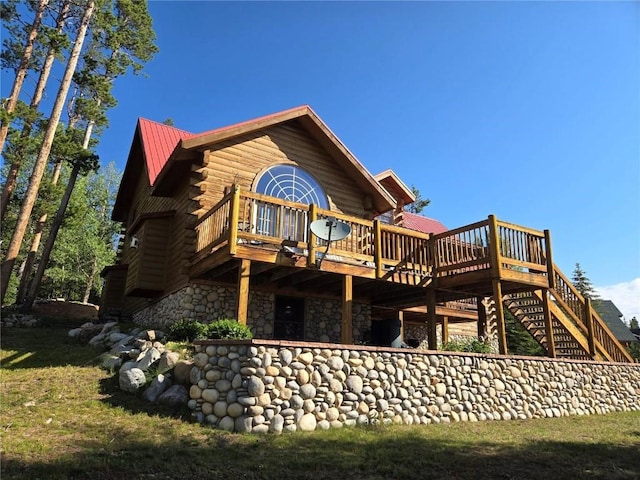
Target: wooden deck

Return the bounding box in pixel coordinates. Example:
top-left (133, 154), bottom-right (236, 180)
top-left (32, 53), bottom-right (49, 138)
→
top-left (189, 185), bottom-right (633, 363)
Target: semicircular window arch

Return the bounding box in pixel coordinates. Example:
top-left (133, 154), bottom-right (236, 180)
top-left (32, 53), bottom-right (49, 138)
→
top-left (254, 164), bottom-right (329, 209)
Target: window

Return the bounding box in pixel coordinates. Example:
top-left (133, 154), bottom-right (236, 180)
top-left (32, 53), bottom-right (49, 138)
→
top-left (253, 165), bottom-right (328, 240)
top-left (255, 165), bottom-right (328, 208)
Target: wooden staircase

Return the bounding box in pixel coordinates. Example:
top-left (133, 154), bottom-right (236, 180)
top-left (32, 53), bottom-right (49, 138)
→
top-left (503, 264), bottom-right (633, 363)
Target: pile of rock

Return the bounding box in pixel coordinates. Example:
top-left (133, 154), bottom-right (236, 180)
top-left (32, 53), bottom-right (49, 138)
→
top-left (1, 313), bottom-right (39, 328)
top-left (69, 321), bottom-right (193, 408)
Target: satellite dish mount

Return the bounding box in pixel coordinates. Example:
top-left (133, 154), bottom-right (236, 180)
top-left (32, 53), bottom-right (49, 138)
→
top-left (310, 216), bottom-right (351, 269)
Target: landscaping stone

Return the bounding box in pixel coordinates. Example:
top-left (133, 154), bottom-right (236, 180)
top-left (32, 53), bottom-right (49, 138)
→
top-left (144, 374), bottom-right (172, 402)
top-left (119, 368), bottom-right (146, 393)
top-left (158, 385), bottom-right (189, 407)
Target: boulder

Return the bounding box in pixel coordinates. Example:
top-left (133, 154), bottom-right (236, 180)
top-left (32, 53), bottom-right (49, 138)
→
top-left (157, 351), bottom-right (181, 373)
top-left (144, 374), bottom-right (173, 402)
top-left (119, 368), bottom-right (147, 392)
top-left (158, 385), bottom-right (189, 407)
top-left (173, 360), bottom-right (194, 385)
top-left (137, 347), bottom-right (161, 371)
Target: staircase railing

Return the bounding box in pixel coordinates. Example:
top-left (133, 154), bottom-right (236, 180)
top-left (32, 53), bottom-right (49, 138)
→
top-left (549, 265), bottom-right (633, 362)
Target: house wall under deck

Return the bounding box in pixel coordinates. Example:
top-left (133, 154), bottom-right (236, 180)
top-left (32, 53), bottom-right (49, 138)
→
top-left (131, 281), bottom-right (372, 344)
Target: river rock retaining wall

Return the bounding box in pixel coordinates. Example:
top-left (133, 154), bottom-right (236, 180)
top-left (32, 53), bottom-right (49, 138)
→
top-left (188, 340), bottom-right (640, 433)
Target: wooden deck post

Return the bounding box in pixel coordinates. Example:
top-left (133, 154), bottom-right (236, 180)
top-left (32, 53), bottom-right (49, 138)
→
top-left (584, 297), bottom-right (596, 359)
top-left (544, 229), bottom-right (555, 289)
top-left (476, 296), bottom-right (487, 338)
top-left (342, 274), bottom-right (353, 344)
top-left (492, 279), bottom-right (508, 354)
top-left (488, 214), bottom-right (502, 279)
top-left (399, 310), bottom-right (404, 344)
top-left (540, 289), bottom-right (556, 358)
top-left (441, 315), bottom-right (449, 345)
top-left (427, 288), bottom-right (437, 350)
top-left (229, 184), bottom-right (241, 255)
top-left (308, 203), bottom-right (317, 268)
top-left (236, 258), bottom-right (251, 325)
top-left (374, 219), bottom-right (382, 279)
top-left (489, 215), bottom-right (507, 354)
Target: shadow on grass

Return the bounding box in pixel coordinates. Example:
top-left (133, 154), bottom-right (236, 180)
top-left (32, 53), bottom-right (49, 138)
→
top-left (97, 374), bottom-right (192, 420)
top-left (1, 322), bottom-right (101, 369)
top-left (1, 428), bottom-right (639, 480)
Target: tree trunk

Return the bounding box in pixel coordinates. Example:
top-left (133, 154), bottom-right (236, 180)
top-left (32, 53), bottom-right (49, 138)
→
top-left (82, 259), bottom-right (98, 303)
top-left (0, 0), bottom-right (71, 221)
top-left (22, 162), bottom-right (81, 311)
top-left (0, 1), bottom-right (95, 304)
top-left (15, 216), bottom-right (46, 304)
top-left (0, 0), bottom-right (49, 153)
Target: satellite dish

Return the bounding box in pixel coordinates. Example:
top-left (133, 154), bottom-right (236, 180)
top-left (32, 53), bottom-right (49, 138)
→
top-left (310, 217), bottom-right (351, 242)
top-left (309, 217), bottom-right (352, 268)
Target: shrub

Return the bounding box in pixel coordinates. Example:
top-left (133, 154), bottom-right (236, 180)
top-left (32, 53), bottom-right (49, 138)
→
top-left (166, 319), bottom-right (207, 342)
top-left (442, 337), bottom-right (491, 354)
top-left (204, 319), bottom-right (252, 340)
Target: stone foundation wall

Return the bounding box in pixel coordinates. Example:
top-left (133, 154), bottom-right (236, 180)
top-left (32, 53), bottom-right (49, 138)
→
top-left (132, 284), bottom-right (371, 344)
top-left (188, 340), bottom-right (640, 433)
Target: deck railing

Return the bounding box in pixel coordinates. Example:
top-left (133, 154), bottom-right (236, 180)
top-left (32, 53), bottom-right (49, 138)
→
top-left (496, 220), bottom-right (547, 273)
top-left (194, 186), bottom-right (558, 285)
top-left (432, 219), bottom-right (491, 277)
top-left (194, 191), bottom-right (233, 254)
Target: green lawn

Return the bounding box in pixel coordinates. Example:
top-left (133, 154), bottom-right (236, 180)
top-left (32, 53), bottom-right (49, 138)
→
top-left (1, 321), bottom-right (639, 480)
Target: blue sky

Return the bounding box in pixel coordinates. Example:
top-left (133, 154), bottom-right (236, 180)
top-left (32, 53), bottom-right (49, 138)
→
top-left (3, 1), bottom-right (639, 319)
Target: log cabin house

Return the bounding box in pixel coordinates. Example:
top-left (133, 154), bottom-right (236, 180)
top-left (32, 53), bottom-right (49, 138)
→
top-left (100, 105), bottom-right (633, 363)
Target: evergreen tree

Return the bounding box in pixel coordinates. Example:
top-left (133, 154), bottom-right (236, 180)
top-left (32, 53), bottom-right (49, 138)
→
top-left (0, 0), bottom-right (49, 152)
top-left (405, 185), bottom-right (431, 214)
top-left (0, 0), bottom-right (96, 303)
top-left (1, 0), bottom-right (73, 221)
top-left (630, 317), bottom-right (639, 329)
top-left (571, 263), bottom-right (599, 300)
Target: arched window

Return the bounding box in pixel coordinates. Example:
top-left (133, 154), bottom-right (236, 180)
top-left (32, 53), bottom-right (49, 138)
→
top-left (252, 165), bottom-right (328, 240)
top-left (255, 165), bottom-right (328, 208)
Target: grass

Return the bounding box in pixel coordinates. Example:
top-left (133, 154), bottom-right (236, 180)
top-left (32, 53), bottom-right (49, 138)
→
top-left (1, 320), bottom-right (639, 480)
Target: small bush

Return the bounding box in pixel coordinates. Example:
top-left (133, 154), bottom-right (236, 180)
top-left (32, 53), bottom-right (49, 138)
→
top-left (166, 319), bottom-right (207, 342)
top-left (442, 337), bottom-right (491, 354)
top-left (204, 319), bottom-right (252, 340)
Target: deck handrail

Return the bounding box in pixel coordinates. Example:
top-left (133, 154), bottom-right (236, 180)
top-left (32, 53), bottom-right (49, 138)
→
top-left (550, 264), bottom-right (633, 362)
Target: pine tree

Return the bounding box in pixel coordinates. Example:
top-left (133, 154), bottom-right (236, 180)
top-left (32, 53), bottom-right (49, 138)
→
top-left (1, 0), bottom-right (72, 221)
top-left (0, 0), bottom-right (49, 152)
top-left (405, 185), bottom-right (431, 214)
top-left (20, 0), bottom-right (157, 308)
top-left (571, 263), bottom-right (599, 300)
top-left (0, 0), bottom-right (95, 303)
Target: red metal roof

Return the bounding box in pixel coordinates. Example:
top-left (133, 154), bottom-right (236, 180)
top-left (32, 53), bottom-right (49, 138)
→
top-left (402, 211), bottom-right (448, 234)
top-left (137, 118), bottom-right (195, 185)
top-left (138, 107), bottom-right (312, 186)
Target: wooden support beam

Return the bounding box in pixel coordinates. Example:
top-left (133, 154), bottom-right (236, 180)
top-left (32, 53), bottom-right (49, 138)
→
top-left (442, 315), bottom-right (449, 345)
top-left (236, 258), bottom-right (251, 325)
top-left (228, 184), bottom-right (241, 255)
top-left (477, 296), bottom-right (487, 338)
top-left (584, 297), bottom-right (596, 359)
top-left (374, 219), bottom-right (382, 279)
top-left (544, 229), bottom-right (555, 289)
top-left (399, 310), bottom-right (404, 344)
top-left (342, 275), bottom-right (353, 344)
top-left (540, 289), bottom-right (556, 358)
top-left (427, 288), bottom-right (437, 350)
top-left (491, 279), bottom-right (508, 354)
top-left (307, 203), bottom-right (317, 268)
top-left (488, 214), bottom-right (503, 280)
